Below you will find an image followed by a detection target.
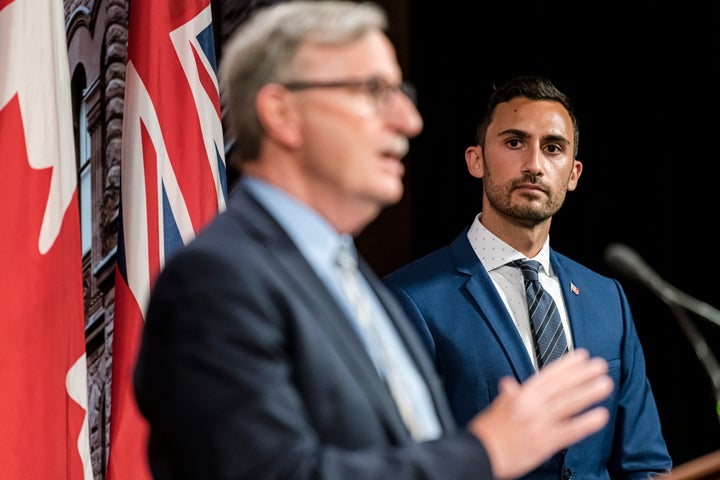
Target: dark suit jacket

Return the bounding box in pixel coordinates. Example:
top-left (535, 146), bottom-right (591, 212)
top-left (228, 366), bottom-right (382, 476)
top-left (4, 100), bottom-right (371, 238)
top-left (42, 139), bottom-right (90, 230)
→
top-left (383, 229), bottom-right (673, 480)
top-left (133, 185), bottom-right (493, 480)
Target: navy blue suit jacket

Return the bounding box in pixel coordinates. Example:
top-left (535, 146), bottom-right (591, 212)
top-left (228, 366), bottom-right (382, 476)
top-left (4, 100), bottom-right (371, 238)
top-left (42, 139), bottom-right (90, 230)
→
top-left (384, 229), bottom-right (672, 480)
top-left (134, 185), bottom-right (495, 480)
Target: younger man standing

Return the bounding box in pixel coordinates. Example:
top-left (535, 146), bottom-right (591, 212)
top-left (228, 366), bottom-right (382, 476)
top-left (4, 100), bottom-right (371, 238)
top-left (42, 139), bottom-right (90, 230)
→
top-left (384, 75), bottom-right (672, 479)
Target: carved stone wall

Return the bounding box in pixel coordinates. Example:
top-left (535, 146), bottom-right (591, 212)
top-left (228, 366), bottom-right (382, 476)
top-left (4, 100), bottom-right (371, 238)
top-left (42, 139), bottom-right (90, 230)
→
top-left (65, 0), bottom-right (127, 477)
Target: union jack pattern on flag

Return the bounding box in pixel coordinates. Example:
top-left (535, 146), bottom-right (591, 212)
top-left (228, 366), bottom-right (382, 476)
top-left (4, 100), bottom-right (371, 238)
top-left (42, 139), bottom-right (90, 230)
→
top-left (0, 0), bottom-right (93, 478)
top-left (107, 0), bottom-right (227, 478)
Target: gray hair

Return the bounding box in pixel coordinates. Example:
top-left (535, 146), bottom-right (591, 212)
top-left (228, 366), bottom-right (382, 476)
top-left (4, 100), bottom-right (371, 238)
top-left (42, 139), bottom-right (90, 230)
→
top-left (219, 1), bottom-right (388, 163)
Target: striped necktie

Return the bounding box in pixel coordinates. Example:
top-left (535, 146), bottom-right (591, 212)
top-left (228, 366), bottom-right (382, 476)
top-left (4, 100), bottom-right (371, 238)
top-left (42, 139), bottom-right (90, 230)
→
top-left (512, 259), bottom-right (568, 368)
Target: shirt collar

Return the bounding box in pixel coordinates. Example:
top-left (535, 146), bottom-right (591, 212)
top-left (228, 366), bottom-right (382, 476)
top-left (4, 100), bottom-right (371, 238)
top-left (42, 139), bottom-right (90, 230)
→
top-left (242, 175), bottom-right (344, 272)
top-left (467, 213), bottom-right (552, 275)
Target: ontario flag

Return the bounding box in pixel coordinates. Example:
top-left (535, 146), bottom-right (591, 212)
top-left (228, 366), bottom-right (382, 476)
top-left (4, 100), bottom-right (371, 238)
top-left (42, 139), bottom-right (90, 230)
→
top-left (106, 0), bottom-right (227, 478)
top-left (0, 0), bottom-right (93, 479)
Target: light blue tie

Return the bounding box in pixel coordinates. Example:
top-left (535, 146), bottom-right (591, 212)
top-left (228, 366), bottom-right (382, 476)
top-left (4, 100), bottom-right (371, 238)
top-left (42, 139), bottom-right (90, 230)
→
top-left (336, 240), bottom-right (441, 440)
top-left (512, 259), bottom-right (568, 368)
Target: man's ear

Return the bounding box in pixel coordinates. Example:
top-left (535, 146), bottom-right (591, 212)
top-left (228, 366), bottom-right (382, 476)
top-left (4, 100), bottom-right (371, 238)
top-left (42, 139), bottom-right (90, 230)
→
top-left (256, 83), bottom-right (302, 148)
top-left (465, 145), bottom-right (484, 179)
top-left (567, 159), bottom-right (583, 192)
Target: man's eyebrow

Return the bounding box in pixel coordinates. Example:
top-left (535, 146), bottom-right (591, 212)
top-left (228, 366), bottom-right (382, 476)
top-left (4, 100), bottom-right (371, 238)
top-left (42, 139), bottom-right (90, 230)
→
top-left (497, 128), bottom-right (529, 139)
top-left (542, 134), bottom-right (571, 145)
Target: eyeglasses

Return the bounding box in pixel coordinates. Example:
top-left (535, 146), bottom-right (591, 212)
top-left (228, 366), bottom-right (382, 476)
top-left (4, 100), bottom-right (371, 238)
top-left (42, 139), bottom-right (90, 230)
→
top-left (281, 76), bottom-right (417, 110)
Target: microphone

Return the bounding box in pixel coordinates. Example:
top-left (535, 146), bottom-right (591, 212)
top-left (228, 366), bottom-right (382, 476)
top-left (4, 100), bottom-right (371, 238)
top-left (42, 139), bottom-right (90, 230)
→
top-left (603, 243), bottom-right (720, 328)
top-left (604, 243), bottom-right (720, 422)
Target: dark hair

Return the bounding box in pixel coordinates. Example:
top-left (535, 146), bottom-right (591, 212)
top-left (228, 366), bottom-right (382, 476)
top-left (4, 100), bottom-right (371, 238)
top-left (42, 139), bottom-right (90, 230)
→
top-left (475, 75), bottom-right (580, 157)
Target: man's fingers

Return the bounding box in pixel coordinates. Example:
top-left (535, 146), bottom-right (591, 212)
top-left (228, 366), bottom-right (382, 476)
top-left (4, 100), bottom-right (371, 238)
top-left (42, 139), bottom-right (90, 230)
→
top-left (556, 406), bottom-right (611, 448)
top-left (524, 349), bottom-right (610, 396)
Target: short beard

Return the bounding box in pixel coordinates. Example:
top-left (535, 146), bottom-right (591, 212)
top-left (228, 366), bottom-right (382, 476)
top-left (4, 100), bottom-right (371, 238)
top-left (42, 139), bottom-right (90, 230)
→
top-left (484, 173), bottom-right (565, 228)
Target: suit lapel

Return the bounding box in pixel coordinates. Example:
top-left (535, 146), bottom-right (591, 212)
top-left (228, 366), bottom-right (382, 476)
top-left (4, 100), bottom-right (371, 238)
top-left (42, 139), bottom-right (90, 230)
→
top-left (284, 258), bottom-right (410, 439)
top-left (363, 260), bottom-right (458, 432)
top-left (550, 253), bottom-right (587, 350)
top-left (228, 186), bottom-right (410, 440)
top-left (449, 232), bottom-right (537, 381)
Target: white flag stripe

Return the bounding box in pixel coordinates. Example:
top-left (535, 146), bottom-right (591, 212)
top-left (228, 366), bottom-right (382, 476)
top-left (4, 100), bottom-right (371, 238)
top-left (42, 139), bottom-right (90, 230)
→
top-left (120, 62), bottom-right (155, 317)
top-left (170, 3), bottom-right (227, 211)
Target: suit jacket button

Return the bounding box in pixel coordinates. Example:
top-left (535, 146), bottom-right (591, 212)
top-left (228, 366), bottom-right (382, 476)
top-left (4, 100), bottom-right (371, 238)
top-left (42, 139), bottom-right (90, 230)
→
top-left (562, 467), bottom-right (573, 479)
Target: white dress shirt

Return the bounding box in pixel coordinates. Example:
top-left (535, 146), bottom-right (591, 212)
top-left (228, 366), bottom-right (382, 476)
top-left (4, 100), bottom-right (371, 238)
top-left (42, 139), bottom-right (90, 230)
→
top-left (466, 214), bottom-right (574, 370)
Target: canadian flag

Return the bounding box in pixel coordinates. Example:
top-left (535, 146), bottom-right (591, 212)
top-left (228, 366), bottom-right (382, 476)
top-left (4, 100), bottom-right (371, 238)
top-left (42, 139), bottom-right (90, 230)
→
top-left (0, 0), bottom-right (93, 479)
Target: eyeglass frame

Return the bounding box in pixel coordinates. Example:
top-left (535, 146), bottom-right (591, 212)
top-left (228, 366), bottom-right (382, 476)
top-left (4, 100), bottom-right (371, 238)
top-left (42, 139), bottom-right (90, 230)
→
top-left (280, 76), bottom-right (418, 109)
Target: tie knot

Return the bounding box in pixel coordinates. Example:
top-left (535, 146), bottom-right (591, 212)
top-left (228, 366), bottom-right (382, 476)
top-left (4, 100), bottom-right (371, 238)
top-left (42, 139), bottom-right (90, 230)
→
top-left (511, 259), bottom-right (541, 282)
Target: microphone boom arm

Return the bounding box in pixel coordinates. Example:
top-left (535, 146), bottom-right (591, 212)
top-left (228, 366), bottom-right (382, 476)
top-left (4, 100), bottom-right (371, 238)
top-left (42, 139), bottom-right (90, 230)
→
top-left (604, 243), bottom-right (720, 421)
top-left (661, 287), bottom-right (720, 330)
top-left (668, 304), bottom-right (720, 418)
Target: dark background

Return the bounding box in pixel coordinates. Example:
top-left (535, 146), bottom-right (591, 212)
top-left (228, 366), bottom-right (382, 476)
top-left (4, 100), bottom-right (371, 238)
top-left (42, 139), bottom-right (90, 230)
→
top-left (220, 0), bottom-right (720, 469)
top-left (382, 0), bottom-right (720, 469)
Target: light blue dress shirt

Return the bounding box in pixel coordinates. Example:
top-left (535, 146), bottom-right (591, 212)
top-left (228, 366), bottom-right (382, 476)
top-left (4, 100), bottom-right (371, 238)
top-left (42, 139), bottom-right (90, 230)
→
top-left (242, 176), bottom-right (442, 440)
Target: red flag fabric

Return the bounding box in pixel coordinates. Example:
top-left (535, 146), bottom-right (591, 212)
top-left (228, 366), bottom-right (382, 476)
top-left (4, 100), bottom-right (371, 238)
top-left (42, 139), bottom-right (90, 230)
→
top-left (0, 0), bottom-right (93, 478)
top-left (106, 0), bottom-right (227, 478)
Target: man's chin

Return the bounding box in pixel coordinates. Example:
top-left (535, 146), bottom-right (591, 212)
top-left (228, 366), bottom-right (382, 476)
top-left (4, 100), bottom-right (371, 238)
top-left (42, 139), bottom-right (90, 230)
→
top-left (381, 183), bottom-right (405, 206)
